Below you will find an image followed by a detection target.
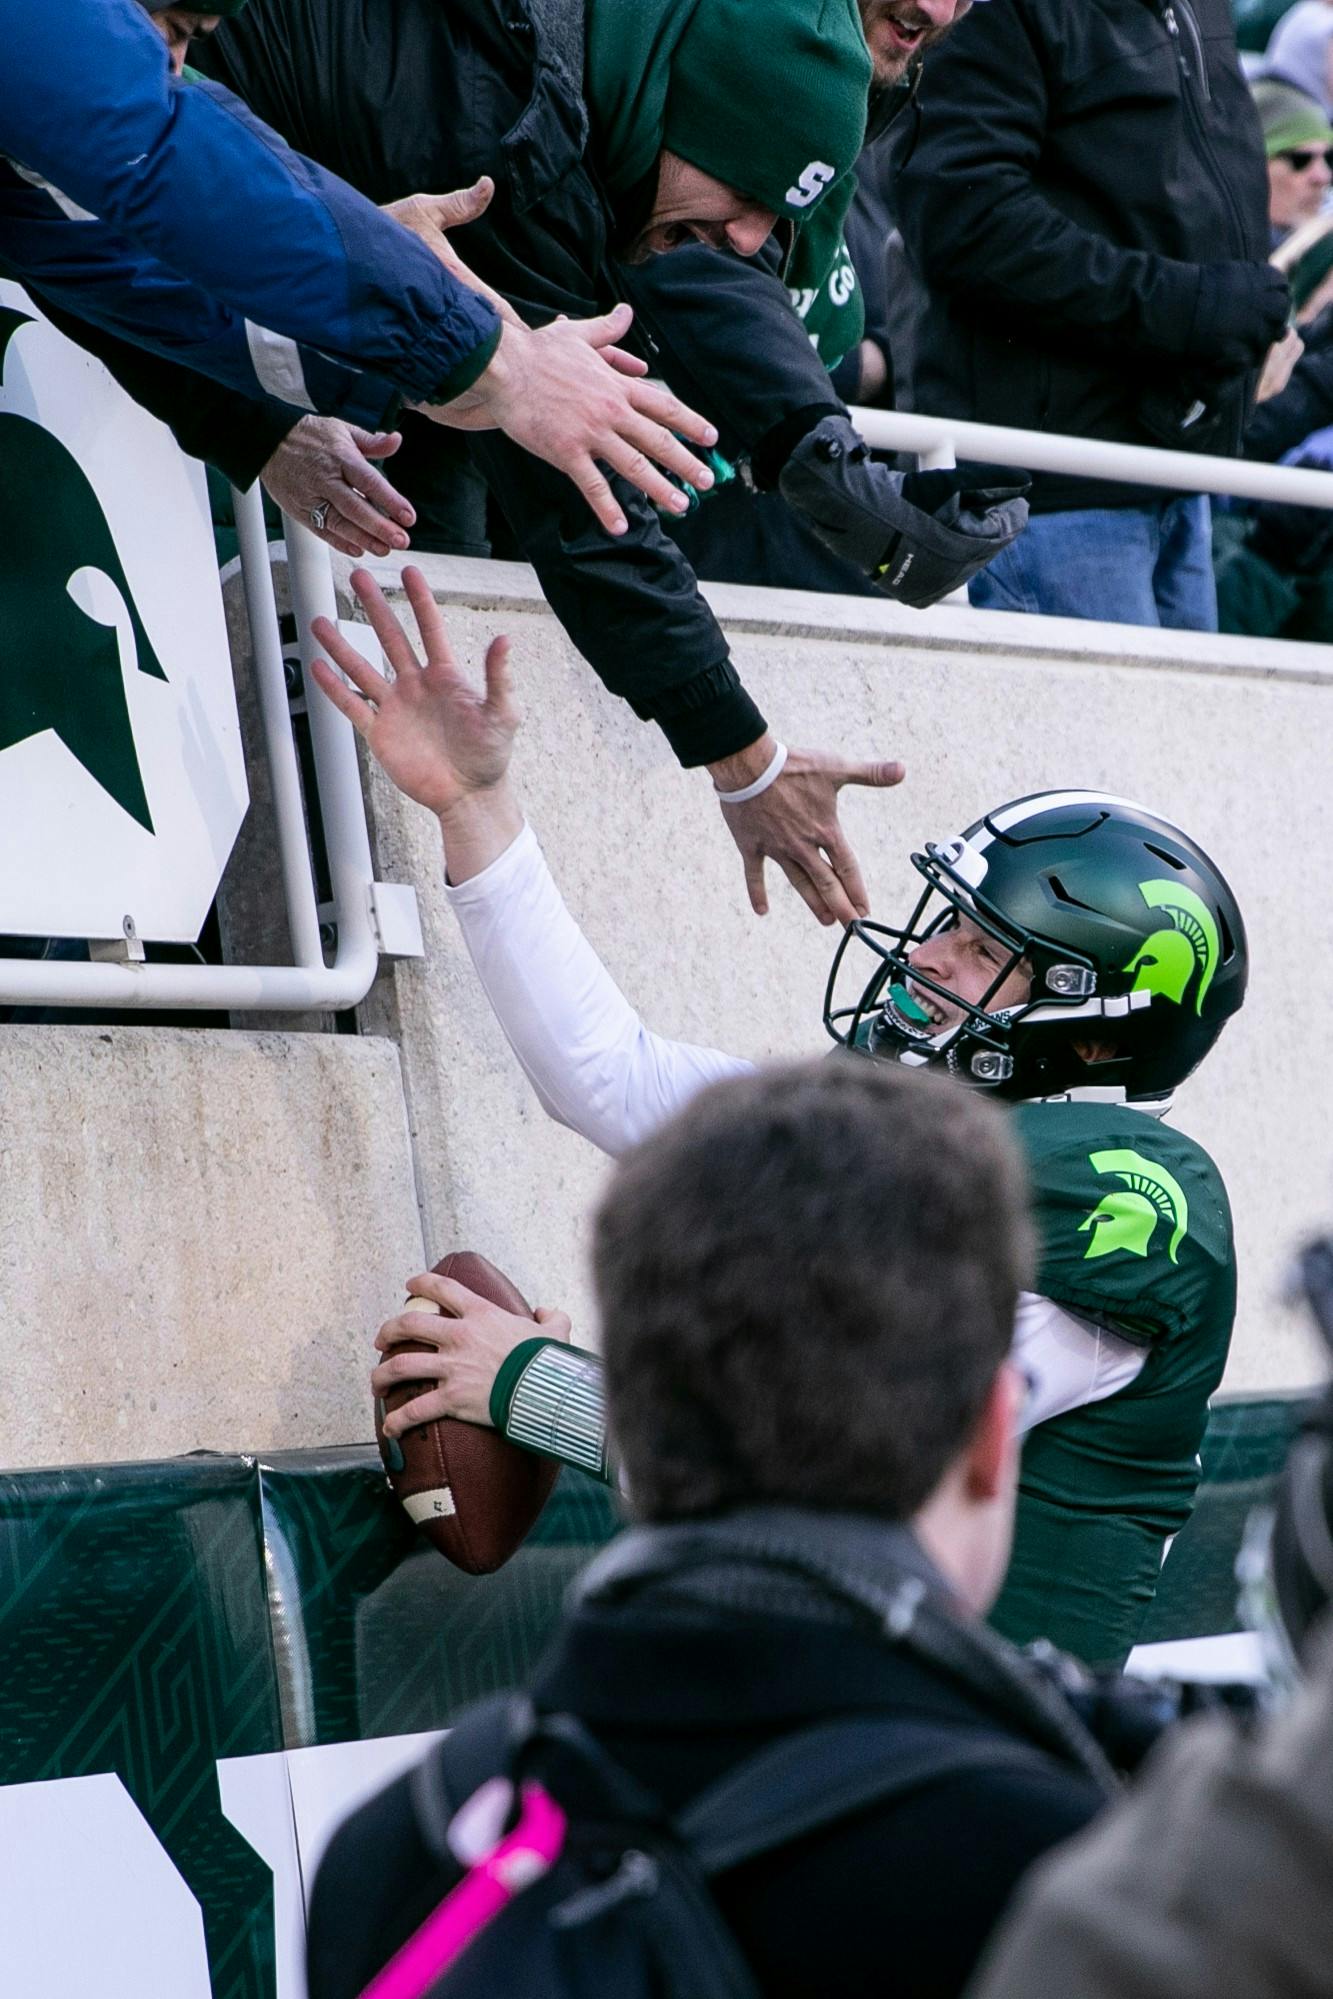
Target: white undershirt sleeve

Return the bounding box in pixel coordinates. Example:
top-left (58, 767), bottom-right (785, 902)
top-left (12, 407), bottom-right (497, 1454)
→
top-left (1012, 1291), bottom-right (1148, 1437)
top-left (444, 821), bottom-right (756, 1160)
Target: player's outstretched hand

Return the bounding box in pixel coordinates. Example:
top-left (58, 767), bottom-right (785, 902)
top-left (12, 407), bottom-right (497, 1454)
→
top-left (309, 566), bottom-right (519, 816)
top-left (713, 741), bottom-right (907, 927)
top-left (423, 306), bottom-right (719, 536)
top-left (373, 1273), bottom-right (571, 1435)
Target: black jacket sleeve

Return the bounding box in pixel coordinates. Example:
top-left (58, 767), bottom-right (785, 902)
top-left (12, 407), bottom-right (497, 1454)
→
top-left (619, 239), bottom-right (844, 476)
top-left (471, 433), bottom-right (767, 768)
top-left (31, 287), bottom-right (298, 488)
top-left (895, 3), bottom-right (1213, 360)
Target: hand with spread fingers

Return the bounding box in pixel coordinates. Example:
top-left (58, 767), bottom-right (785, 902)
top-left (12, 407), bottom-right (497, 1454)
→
top-left (309, 566), bottom-right (521, 825)
top-left (310, 567), bottom-right (905, 927)
top-left (381, 174), bottom-right (719, 534)
top-left (373, 1272), bottom-right (572, 1435)
top-left (261, 415), bottom-right (416, 557)
top-left (421, 306), bottom-right (718, 535)
top-left (711, 739), bottom-right (907, 928)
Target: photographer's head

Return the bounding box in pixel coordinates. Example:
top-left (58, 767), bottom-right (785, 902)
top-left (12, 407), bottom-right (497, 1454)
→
top-left (594, 1058), bottom-right (1032, 1611)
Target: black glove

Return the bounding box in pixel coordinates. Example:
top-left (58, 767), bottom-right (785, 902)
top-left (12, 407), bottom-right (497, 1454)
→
top-left (778, 414), bottom-right (1030, 608)
top-left (1185, 262), bottom-right (1291, 370)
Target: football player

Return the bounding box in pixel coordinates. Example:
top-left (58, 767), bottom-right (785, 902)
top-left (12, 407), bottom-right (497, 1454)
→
top-left (312, 569), bottom-right (1246, 1670)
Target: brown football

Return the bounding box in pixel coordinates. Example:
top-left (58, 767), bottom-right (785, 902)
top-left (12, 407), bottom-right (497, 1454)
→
top-left (374, 1250), bottom-right (559, 1574)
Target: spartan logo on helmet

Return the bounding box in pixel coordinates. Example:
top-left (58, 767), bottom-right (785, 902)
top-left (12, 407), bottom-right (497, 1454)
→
top-left (1079, 1149), bottom-right (1190, 1265)
top-left (0, 307), bottom-right (167, 832)
top-left (1124, 882), bottom-right (1219, 1018)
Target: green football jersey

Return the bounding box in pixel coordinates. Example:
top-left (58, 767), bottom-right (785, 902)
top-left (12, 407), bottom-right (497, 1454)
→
top-left (991, 1099), bottom-right (1237, 1669)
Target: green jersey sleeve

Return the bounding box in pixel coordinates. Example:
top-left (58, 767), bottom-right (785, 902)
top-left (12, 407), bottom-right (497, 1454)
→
top-left (1010, 1100), bottom-right (1236, 1354)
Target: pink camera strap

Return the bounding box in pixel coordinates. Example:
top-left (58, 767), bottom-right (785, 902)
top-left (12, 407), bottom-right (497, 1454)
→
top-left (357, 1782), bottom-right (567, 1999)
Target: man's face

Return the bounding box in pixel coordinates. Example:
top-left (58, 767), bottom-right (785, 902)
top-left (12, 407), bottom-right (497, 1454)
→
top-left (625, 151), bottom-right (778, 264)
top-left (1268, 144), bottom-right (1333, 235)
top-left (148, 8), bottom-right (223, 76)
top-left (859, 0), bottom-right (973, 85)
top-left (905, 908), bottom-right (1031, 1031)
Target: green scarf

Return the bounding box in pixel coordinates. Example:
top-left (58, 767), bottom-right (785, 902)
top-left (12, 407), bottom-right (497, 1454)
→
top-left (785, 176), bottom-right (862, 368)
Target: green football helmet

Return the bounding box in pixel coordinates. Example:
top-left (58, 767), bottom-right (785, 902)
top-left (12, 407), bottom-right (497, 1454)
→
top-left (824, 790), bottom-right (1248, 1103)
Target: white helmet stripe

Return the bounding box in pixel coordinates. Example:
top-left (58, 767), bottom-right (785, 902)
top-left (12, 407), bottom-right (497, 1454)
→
top-left (986, 790), bottom-right (1161, 834)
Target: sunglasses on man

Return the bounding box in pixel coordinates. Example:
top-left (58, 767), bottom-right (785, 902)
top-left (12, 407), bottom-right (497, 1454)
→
top-left (1275, 145), bottom-right (1333, 172)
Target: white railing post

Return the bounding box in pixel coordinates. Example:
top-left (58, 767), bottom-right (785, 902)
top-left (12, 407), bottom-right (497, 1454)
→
top-left (232, 481), bottom-right (325, 971)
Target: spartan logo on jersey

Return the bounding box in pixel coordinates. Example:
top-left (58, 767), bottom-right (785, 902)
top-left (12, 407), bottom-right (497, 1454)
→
top-left (1123, 881), bottom-right (1219, 1018)
top-left (1080, 1149), bottom-right (1190, 1265)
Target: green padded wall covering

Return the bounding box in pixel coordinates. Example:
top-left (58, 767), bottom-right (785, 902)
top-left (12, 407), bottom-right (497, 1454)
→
top-left (0, 1455), bottom-right (283, 1999)
top-left (257, 1448), bottom-right (621, 1747)
top-left (1140, 1391), bottom-right (1320, 1642)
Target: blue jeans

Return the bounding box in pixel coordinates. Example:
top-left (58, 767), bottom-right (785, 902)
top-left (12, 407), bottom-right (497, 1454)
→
top-left (968, 495), bottom-right (1218, 631)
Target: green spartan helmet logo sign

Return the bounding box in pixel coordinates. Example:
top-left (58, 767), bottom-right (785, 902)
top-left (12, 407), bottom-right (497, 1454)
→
top-left (1080, 1149), bottom-right (1190, 1265)
top-left (1122, 880), bottom-right (1219, 1016)
top-left (0, 307), bottom-right (168, 832)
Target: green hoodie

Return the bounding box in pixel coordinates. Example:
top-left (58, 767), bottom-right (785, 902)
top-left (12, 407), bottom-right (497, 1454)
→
top-left (585, 0), bottom-right (870, 364)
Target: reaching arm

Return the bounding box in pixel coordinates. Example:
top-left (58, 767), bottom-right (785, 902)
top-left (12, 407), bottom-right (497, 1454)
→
top-left (445, 820), bottom-right (753, 1159)
top-left (0, 160), bottom-right (404, 427)
top-left (0, 0), bottom-right (500, 406)
top-left (375, 1281), bottom-right (1144, 1492)
top-left (0, 2), bottom-right (720, 534)
top-left (309, 568), bottom-right (752, 1155)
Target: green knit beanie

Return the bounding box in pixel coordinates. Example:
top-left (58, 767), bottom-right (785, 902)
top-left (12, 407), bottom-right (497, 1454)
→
top-left (585, 0), bottom-right (871, 225)
top-left (1252, 78), bottom-right (1333, 157)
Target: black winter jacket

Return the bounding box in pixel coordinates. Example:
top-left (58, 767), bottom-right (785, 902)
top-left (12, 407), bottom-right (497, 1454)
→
top-left (201, 0), bottom-right (771, 767)
top-left (307, 1521), bottom-right (1109, 1999)
top-left (896, 0), bottom-right (1276, 512)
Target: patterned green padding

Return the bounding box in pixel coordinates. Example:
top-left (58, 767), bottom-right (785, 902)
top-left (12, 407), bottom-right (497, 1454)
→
top-left (1139, 1391), bottom-right (1320, 1642)
top-left (257, 1448), bottom-right (622, 1748)
top-left (0, 1455), bottom-right (283, 1999)
top-left (0, 1447), bottom-right (620, 1999)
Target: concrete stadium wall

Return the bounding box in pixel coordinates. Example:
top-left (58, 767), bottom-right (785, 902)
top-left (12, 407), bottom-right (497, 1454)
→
top-left (2, 561), bottom-right (1329, 1470)
top-left (0, 1028), bottom-right (423, 1468)
top-left (359, 558), bottom-right (1333, 1403)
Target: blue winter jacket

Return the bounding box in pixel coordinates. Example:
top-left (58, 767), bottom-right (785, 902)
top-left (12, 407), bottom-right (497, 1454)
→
top-left (0, 0), bottom-right (500, 419)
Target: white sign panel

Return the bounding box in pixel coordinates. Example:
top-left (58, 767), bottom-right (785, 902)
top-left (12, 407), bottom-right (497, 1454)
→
top-left (0, 280), bottom-right (248, 942)
top-left (0, 1733), bottom-right (448, 1999)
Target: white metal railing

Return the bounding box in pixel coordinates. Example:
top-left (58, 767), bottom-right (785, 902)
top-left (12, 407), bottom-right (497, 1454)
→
top-left (0, 492), bottom-right (411, 1013)
top-left (4, 392), bottom-right (1327, 1015)
top-left (851, 404), bottom-right (1333, 510)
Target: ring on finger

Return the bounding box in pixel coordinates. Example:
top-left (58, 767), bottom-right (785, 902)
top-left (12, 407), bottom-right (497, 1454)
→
top-left (310, 501), bottom-right (332, 532)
